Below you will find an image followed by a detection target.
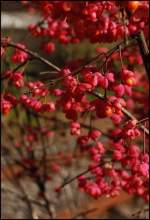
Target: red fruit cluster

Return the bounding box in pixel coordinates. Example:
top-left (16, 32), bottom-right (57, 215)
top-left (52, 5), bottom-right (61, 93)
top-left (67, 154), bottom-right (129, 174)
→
top-left (11, 43), bottom-right (28, 63)
top-left (23, 1), bottom-right (148, 48)
top-left (1, 1), bottom-right (149, 203)
top-left (1, 93), bottom-right (18, 115)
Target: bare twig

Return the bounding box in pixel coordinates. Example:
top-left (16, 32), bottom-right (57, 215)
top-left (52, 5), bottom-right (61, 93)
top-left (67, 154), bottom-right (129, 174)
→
top-left (60, 159), bottom-right (112, 189)
top-left (136, 31), bottom-right (149, 78)
top-left (46, 35), bottom-right (137, 85)
top-left (2, 39), bottom-right (60, 72)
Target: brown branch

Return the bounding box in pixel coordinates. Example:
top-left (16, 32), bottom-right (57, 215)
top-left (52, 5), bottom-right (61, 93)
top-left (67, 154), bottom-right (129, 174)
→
top-left (136, 117), bottom-right (149, 125)
top-left (2, 39), bottom-right (60, 72)
top-left (25, 110), bottom-right (113, 140)
top-left (60, 159), bottom-right (111, 189)
top-left (124, 6), bottom-right (149, 78)
top-left (46, 35), bottom-right (137, 85)
top-left (134, 31), bottom-right (149, 78)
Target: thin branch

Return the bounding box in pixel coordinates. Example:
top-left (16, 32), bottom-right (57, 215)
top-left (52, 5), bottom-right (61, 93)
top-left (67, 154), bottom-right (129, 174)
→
top-left (25, 110), bottom-right (113, 140)
top-left (2, 38), bottom-right (60, 72)
top-left (45, 52), bottom-right (106, 86)
top-left (60, 167), bottom-right (92, 189)
top-left (60, 159), bottom-right (111, 189)
top-left (136, 117), bottom-right (149, 125)
top-left (136, 31), bottom-right (149, 78)
top-left (46, 35), bottom-right (137, 85)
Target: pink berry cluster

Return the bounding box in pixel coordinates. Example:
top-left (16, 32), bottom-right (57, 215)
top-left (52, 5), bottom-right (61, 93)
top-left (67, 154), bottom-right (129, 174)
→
top-left (11, 43), bottom-right (28, 63)
top-left (1, 93), bottom-right (18, 115)
top-left (22, 1), bottom-right (149, 50)
top-left (1, 1), bottom-right (149, 204)
top-left (76, 126), bottom-right (149, 200)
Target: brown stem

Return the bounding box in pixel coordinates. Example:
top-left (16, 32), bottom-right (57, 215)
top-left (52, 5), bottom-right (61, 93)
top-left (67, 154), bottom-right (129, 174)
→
top-left (136, 117), bottom-right (149, 125)
top-left (135, 31), bottom-right (149, 78)
top-left (60, 159), bottom-right (111, 189)
top-left (26, 110), bottom-right (113, 140)
top-left (2, 39), bottom-right (60, 72)
top-left (46, 35), bottom-right (137, 85)
top-left (143, 122), bottom-right (146, 154)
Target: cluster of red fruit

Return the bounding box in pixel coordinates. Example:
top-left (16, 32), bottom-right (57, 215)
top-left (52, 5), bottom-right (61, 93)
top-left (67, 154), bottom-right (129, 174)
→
top-left (75, 121), bottom-right (149, 201)
top-left (1, 1), bottom-right (149, 202)
top-left (22, 1), bottom-right (149, 51)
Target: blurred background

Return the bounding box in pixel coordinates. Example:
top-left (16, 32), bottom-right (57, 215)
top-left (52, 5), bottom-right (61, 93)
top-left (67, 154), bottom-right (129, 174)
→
top-left (1, 1), bottom-right (149, 219)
